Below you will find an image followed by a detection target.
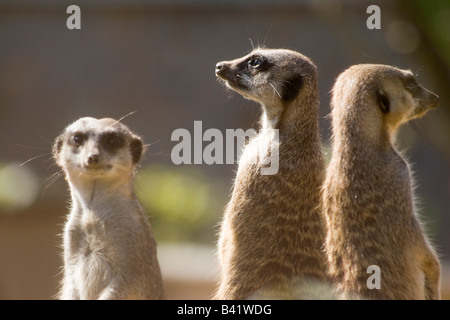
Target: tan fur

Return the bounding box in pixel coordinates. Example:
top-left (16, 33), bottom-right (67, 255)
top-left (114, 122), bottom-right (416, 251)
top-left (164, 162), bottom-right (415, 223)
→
top-left (323, 64), bottom-right (441, 299)
top-left (214, 48), bottom-right (328, 299)
top-left (53, 117), bottom-right (165, 300)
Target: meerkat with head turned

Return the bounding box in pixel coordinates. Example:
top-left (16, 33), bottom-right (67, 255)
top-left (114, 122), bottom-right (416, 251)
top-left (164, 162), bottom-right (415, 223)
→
top-left (214, 48), bottom-right (328, 299)
top-left (53, 117), bottom-right (165, 300)
top-left (323, 64), bottom-right (441, 299)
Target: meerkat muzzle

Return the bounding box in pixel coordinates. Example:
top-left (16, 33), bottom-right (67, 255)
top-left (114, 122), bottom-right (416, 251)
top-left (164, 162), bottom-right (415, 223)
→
top-left (83, 151), bottom-right (109, 171)
top-left (215, 61), bottom-right (251, 93)
top-left (421, 89), bottom-right (439, 110)
top-left (409, 86), bottom-right (439, 120)
top-left (87, 154), bottom-right (99, 165)
top-left (215, 62), bottom-right (225, 75)
top-left (215, 61), bottom-right (232, 80)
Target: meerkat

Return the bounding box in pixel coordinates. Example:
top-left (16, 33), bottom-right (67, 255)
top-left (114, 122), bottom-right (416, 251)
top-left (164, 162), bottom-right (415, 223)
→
top-left (214, 48), bottom-right (328, 300)
top-left (323, 64), bottom-right (441, 300)
top-left (53, 117), bottom-right (165, 300)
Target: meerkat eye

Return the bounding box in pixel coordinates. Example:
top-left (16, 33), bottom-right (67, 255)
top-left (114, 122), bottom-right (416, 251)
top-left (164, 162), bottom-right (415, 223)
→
top-left (377, 90), bottom-right (390, 113)
top-left (73, 133), bottom-right (85, 146)
top-left (248, 56), bottom-right (264, 68)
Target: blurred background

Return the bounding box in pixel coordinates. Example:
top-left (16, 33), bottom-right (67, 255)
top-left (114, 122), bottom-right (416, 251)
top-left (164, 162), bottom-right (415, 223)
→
top-left (0, 0), bottom-right (449, 299)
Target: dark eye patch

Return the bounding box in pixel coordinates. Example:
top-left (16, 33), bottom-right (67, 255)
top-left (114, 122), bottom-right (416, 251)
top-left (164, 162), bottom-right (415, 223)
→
top-left (101, 131), bottom-right (125, 153)
top-left (280, 74), bottom-right (303, 102)
top-left (130, 138), bottom-right (143, 164)
top-left (377, 89), bottom-right (390, 113)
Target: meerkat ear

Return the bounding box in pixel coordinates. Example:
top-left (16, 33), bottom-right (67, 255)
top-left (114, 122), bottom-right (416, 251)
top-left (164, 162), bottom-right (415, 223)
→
top-left (377, 89), bottom-right (390, 113)
top-left (52, 134), bottom-right (64, 160)
top-left (280, 74), bottom-right (303, 102)
top-left (130, 137), bottom-right (143, 164)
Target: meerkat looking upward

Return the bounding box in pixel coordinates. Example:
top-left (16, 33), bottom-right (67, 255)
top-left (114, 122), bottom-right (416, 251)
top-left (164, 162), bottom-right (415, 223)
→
top-left (323, 64), bottom-right (441, 300)
top-left (53, 117), bottom-right (165, 300)
top-left (214, 48), bottom-right (328, 300)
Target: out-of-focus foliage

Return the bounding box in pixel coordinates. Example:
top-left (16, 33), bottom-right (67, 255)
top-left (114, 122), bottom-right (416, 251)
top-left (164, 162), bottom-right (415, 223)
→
top-left (0, 162), bottom-right (39, 212)
top-left (136, 164), bottom-right (227, 243)
top-left (410, 0), bottom-right (450, 67)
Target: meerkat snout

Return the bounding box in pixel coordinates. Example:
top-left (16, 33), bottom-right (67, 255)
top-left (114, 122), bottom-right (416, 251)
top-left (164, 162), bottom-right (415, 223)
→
top-left (215, 62), bottom-right (225, 74)
top-left (406, 82), bottom-right (439, 119)
top-left (79, 138), bottom-right (102, 169)
top-left (87, 153), bottom-right (99, 165)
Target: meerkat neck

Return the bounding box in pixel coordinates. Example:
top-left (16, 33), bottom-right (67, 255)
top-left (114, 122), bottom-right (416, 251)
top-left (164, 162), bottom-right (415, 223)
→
top-left (260, 102), bottom-right (282, 131)
top-left (260, 98), bottom-right (318, 132)
top-left (68, 176), bottom-right (135, 213)
top-left (333, 125), bottom-right (392, 157)
top-left (279, 97), bottom-right (320, 142)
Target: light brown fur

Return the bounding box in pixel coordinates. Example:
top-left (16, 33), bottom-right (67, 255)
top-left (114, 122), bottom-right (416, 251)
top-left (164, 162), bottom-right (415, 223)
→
top-left (214, 48), bottom-right (328, 299)
top-left (323, 64), bottom-right (441, 299)
top-left (53, 117), bottom-right (165, 300)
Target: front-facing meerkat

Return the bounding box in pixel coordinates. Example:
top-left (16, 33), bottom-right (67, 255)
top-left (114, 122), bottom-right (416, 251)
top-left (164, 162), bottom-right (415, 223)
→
top-left (214, 48), bottom-right (328, 299)
top-left (323, 64), bottom-right (441, 299)
top-left (53, 117), bottom-right (165, 300)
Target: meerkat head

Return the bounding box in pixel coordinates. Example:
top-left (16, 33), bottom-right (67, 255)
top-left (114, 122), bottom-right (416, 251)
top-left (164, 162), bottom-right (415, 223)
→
top-left (331, 64), bottom-right (438, 145)
top-left (52, 117), bottom-right (144, 183)
top-left (215, 48), bottom-right (318, 126)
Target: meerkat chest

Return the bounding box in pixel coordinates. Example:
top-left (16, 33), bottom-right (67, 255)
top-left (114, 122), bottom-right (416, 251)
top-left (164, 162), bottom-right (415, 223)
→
top-left (63, 209), bottom-right (116, 298)
top-left (66, 207), bottom-right (119, 261)
top-left (80, 210), bottom-right (108, 250)
top-left (64, 210), bottom-right (113, 299)
top-left (237, 132), bottom-right (279, 173)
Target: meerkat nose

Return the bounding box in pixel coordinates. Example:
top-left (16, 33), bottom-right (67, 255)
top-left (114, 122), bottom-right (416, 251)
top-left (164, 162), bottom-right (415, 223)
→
top-left (87, 154), bottom-right (99, 165)
top-left (215, 62), bottom-right (225, 75)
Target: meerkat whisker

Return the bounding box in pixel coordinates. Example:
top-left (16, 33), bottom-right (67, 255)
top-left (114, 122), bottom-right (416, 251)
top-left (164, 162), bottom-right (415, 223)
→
top-left (40, 170), bottom-right (64, 198)
top-left (248, 38), bottom-right (255, 50)
top-left (116, 111), bottom-right (138, 124)
top-left (19, 153), bottom-right (52, 167)
top-left (145, 139), bottom-right (161, 148)
top-left (269, 82), bottom-right (282, 99)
